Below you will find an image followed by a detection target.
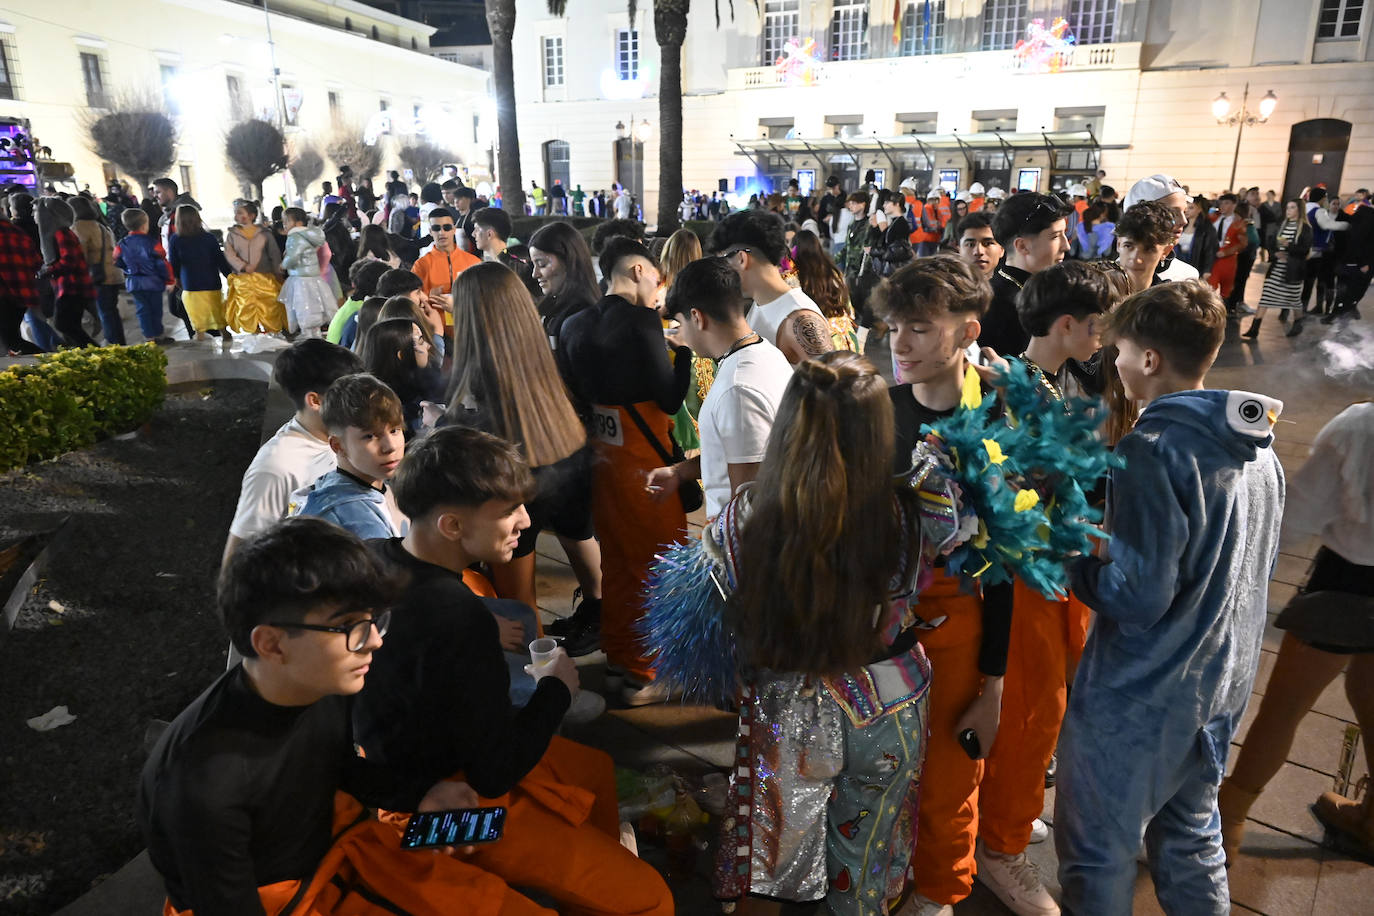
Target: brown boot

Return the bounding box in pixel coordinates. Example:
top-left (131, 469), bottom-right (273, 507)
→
top-left (1218, 779), bottom-right (1260, 866)
top-left (1313, 790), bottom-right (1374, 863)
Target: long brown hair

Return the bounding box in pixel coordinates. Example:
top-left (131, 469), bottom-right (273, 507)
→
top-left (733, 352), bottom-right (899, 675)
top-left (659, 228), bottom-right (702, 289)
top-left (444, 263), bottom-right (585, 467)
top-left (791, 229), bottom-right (849, 319)
top-left (174, 205), bottom-right (204, 237)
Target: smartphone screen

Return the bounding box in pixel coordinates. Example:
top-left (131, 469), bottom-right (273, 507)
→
top-left (400, 806), bottom-right (506, 850)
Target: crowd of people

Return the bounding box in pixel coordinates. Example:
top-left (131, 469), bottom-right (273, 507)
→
top-left (4, 160), bottom-right (1371, 916)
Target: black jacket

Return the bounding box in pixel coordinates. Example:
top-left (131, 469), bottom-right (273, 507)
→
top-left (1181, 216), bottom-right (1219, 275)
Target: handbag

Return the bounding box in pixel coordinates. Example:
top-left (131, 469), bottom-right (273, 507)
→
top-left (89, 229), bottom-right (110, 284)
top-left (623, 403), bottom-right (704, 514)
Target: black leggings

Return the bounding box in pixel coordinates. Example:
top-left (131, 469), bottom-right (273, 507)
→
top-left (54, 294), bottom-right (98, 347)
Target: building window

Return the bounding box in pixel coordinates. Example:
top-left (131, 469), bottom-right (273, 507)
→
top-left (328, 90), bottom-right (340, 124)
top-left (345, 16), bottom-right (353, 30)
top-left (226, 74), bottom-right (249, 120)
top-left (829, 0), bottom-right (869, 61)
top-left (281, 83), bottom-right (299, 127)
top-left (901, 1), bottom-right (946, 56)
top-left (762, 0), bottom-right (800, 65)
top-left (0, 35), bottom-right (18, 101)
top-left (1317, 0), bottom-right (1364, 38)
top-left (160, 64), bottom-right (179, 114)
top-left (1055, 105), bottom-right (1104, 137)
top-left (371, 25), bottom-right (380, 40)
top-left (1068, 0), bottom-right (1117, 45)
top-left (972, 108), bottom-right (1017, 132)
top-left (379, 98), bottom-right (389, 110)
top-left (80, 51), bottom-right (108, 108)
top-left (544, 139), bottom-right (570, 189)
top-left (179, 164), bottom-right (194, 197)
top-left (543, 36), bottom-right (564, 87)
top-left (981, 0), bottom-right (1027, 51)
top-left (897, 111), bottom-right (937, 134)
top-left (615, 28), bottom-right (638, 80)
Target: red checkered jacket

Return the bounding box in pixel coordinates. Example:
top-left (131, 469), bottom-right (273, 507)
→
top-left (39, 227), bottom-right (97, 303)
top-left (0, 218), bottom-right (41, 310)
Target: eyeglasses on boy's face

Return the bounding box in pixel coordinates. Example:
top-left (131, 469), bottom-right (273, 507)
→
top-left (266, 609), bottom-right (392, 652)
top-left (430, 223), bottom-right (455, 233)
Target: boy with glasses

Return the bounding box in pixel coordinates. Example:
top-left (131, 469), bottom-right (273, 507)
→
top-left (412, 206), bottom-right (479, 336)
top-left (140, 518), bottom-right (510, 915)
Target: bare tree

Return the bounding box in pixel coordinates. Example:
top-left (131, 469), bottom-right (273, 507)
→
top-left (486, 0), bottom-right (525, 215)
top-left (80, 88), bottom-right (176, 192)
top-left (326, 124), bottom-right (383, 181)
top-left (398, 141), bottom-right (460, 186)
top-left (289, 144), bottom-right (325, 194)
top-left (225, 119), bottom-right (289, 201)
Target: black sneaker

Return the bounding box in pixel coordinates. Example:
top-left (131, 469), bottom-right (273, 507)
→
top-left (1044, 752), bottom-right (1058, 788)
top-left (546, 588), bottom-right (593, 637)
top-left (562, 615), bottom-right (602, 657)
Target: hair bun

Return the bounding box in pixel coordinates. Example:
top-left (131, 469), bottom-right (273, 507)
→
top-left (797, 358), bottom-right (842, 388)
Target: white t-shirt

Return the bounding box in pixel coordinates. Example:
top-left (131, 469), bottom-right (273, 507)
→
top-left (699, 339), bottom-right (794, 518)
top-left (614, 193), bottom-right (633, 219)
top-left (1158, 256), bottom-right (1200, 282)
top-left (227, 416), bottom-right (337, 540)
top-left (747, 287), bottom-right (824, 351)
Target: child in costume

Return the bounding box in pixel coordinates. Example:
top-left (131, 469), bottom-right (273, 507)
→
top-left (224, 199), bottom-right (285, 334)
top-left (114, 208), bottom-right (173, 343)
top-left (167, 205), bottom-right (234, 345)
top-left (1219, 400), bottom-right (1374, 864)
top-left (279, 207), bottom-right (339, 338)
top-left (1056, 280), bottom-right (1285, 915)
top-left (644, 351), bottom-right (940, 915)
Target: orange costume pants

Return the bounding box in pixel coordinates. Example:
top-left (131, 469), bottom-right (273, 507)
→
top-left (978, 581), bottom-right (1091, 856)
top-left (1209, 255), bottom-right (1237, 299)
top-left (910, 573), bottom-right (986, 906)
top-left (590, 401), bottom-right (687, 681)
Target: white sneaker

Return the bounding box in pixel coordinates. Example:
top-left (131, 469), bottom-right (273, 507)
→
top-left (975, 842), bottom-right (1060, 916)
top-left (619, 821), bottom-right (640, 857)
top-left (563, 689), bottom-right (606, 724)
top-left (1029, 818), bottom-right (1049, 844)
top-left (621, 677), bottom-right (682, 707)
top-left (896, 893), bottom-right (953, 916)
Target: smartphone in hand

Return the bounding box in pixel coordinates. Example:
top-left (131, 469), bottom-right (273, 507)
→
top-left (400, 807), bottom-right (507, 850)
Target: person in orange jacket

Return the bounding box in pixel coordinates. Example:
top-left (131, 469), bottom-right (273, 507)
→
top-left (413, 206), bottom-right (480, 334)
top-left (914, 188), bottom-right (947, 256)
top-left (1208, 193), bottom-right (1247, 300)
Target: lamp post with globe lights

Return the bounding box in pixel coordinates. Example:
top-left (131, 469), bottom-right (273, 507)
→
top-left (1212, 83), bottom-right (1278, 193)
top-left (616, 117), bottom-right (654, 219)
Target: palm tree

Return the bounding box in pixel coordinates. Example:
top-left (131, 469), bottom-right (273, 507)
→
top-left (653, 0), bottom-right (690, 233)
top-left (486, 0), bottom-right (526, 216)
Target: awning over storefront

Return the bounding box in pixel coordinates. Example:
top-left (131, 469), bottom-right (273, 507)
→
top-left (732, 129), bottom-right (1125, 178)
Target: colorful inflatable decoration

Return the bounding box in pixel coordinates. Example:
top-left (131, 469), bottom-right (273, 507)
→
top-left (1013, 17), bottom-right (1077, 74)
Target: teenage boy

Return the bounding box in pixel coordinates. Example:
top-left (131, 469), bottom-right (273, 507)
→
top-left (354, 426), bottom-right (672, 914)
top-left (295, 373), bottom-right (406, 540)
top-left (711, 209), bottom-right (834, 365)
top-left (223, 339), bottom-right (362, 568)
top-left (140, 518), bottom-right (514, 916)
top-left (985, 193), bottom-right (1070, 359)
top-left (374, 267), bottom-right (443, 342)
top-left (1207, 193), bottom-right (1246, 302)
top-left (874, 256), bottom-right (1015, 916)
top-left (957, 212), bottom-right (1004, 279)
top-left (559, 237), bottom-right (690, 706)
top-left (471, 206), bottom-right (543, 301)
top-left (413, 206), bottom-right (479, 328)
top-left (114, 208), bottom-right (174, 343)
top-left (645, 258), bottom-right (792, 519)
top-left (1114, 200), bottom-right (1178, 294)
top-left (328, 258), bottom-right (390, 344)
top-left (1122, 174), bottom-right (1198, 282)
top-left (1056, 280), bottom-right (1284, 915)
top-left (971, 262), bottom-right (1119, 916)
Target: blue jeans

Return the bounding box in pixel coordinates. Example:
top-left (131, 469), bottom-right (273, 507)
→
top-left (23, 309), bottom-right (62, 351)
top-left (130, 289), bottom-right (165, 341)
top-left (97, 286), bottom-right (126, 345)
top-left (481, 597), bottom-right (540, 708)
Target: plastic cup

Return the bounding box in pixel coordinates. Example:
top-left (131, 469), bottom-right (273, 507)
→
top-left (529, 637), bottom-right (559, 672)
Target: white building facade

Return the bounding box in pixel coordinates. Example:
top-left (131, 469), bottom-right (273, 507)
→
top-left (0, 0), bottom-right (493, 223)
top-left (511, 0), bottom-right (1374, 216)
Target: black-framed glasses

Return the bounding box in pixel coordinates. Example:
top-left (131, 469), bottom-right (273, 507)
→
top-left (266, 609), bottom-right (391, 652)
top-left (430, 223), bottom-right (455, 232)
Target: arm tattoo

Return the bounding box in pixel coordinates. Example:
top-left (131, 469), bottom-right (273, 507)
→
top-left (790, 311), bottom-right (835, 358)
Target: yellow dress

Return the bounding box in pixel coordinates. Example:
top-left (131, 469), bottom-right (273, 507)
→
top-left (225, 226), bottom-right (287, 333)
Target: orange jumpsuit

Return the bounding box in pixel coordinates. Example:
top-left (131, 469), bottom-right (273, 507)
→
top-left (978, 582), bottom-right (1091, 855)
top-left (1208, 216), bottom-right (1247, 299)
top-left (910, 573), bottom-right (986, 905)
top-left (590, 401), bottom-right (687, 681)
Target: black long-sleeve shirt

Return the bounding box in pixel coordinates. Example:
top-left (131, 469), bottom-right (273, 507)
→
top-left (557, 294), bottom-right (691, 414)
top-left (353, 538), bottom-right (571, 798)
top-left (889, 383), bottom-right (1013, 676)
top-left (137, 666), bottom-right (432, 916)
top-left (981, 264), bottom-right (1032, 359)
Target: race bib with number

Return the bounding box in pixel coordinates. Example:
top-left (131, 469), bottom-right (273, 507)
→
top-left (591, 406), bottom-right (624, 446)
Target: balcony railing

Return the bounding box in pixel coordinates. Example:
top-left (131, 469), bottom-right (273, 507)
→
top-left (728, 41), bottom-right (1140, 90)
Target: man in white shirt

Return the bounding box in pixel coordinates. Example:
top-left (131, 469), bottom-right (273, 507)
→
top-left (613, 186), bottom-right (634, 220)
top-left (710, 209), bottom-right (834, 365)
top-left (222, 339), bottom-right (363, 569)
top-left (1124, 173), bottom-right (1200, 282)
top-left (646, 258), bottom-right (792, 518)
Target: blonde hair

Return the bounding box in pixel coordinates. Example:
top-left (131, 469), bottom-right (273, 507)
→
top-left (659, 228), bottom-right (703, 289)
top-left (445, 263), bottom-right (586, 467)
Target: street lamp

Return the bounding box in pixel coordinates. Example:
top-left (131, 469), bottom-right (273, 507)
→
top-left (614, 118), bottom-right (653, 219)
top-left (1212, 83), bottom-right (1277, 193)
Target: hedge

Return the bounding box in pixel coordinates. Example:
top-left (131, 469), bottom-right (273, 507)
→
top-left (0, 344), bottom-right (168, 471)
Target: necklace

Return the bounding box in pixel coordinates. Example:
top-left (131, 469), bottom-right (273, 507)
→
top-left (996, 267), bottom-right (1026, 290)
top-left (721, 331), bottom-right (761, 361)
top-left (1020, 354), bottom-right (1065, 404)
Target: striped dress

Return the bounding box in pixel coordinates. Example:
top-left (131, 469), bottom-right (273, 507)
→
top-left (1257, 220), bottom-right (1304, 311)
